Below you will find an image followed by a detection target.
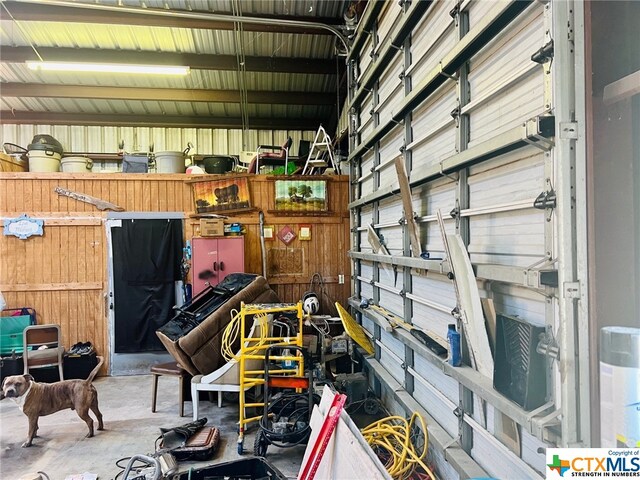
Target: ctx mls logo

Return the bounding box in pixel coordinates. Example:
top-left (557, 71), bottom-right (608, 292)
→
top-left (547, 454), bottom-right (571, 477)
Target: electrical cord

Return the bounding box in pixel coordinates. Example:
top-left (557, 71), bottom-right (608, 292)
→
top-left (257, 391), bottom-right (319, 448)
top-left (361, 413), bottom-right (436, 480)
top-left (308, 272), bottom-right (335, 309)
top-left (221, 310), bottom-right (268, 362)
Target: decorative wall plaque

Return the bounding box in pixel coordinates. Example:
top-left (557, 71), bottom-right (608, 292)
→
top-left (3, 214), bottom-right (44, 240)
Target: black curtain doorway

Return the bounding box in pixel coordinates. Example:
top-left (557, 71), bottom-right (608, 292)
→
top-left (112, 219), bottom-right (183, 353)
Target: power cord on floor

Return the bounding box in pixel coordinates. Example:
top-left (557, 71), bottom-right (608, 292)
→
top-left (361, 412), bottom-right (436, 480)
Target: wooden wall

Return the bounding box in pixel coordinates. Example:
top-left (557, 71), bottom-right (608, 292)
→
top-left (0, 173), bottom-right (350, 374)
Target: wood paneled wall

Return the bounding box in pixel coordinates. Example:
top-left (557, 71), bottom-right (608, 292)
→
top-left (0, 173), bottom-right (350, 374)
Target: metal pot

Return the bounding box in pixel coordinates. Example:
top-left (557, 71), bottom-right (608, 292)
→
top-left (203, 156), bottom-right (237, 174)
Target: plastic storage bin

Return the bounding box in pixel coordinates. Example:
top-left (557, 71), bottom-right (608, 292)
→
top-left (61, 156), bottom-right (93, 172)
top-left (172, 457), bottom-right (285, 480)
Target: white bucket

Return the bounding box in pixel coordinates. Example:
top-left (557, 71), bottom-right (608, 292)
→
top-left (61, 156), bottom-right (93, 173)
top-left (154, 151), bottom-right (186, 173)
top-left (28, 150), bottom-right (61, 172)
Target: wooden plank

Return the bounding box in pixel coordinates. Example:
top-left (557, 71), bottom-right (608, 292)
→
top-left (603, 69), bottom-right (640, 105)
top-left (394, 156), bottom-right (422, 258)
top-left (436, 210), bottom-right (493, 378)
top-left (0, 282), bottom-right (103, 291)
top-left (366, 224), bottom-right (395, 282)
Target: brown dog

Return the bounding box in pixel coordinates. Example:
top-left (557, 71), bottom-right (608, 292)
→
top-left (0, 356), bottom-right (105, 447)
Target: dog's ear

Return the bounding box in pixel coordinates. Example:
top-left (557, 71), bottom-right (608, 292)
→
top-left (1, 377), bottom-right (6, 389)
top-left (23, 374), bottom-right (34, 383)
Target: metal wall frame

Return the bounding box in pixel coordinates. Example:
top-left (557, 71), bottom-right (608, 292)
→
top-left (348, 0), bottom-right (591, 477)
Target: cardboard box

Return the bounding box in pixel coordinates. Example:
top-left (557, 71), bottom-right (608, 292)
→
top-left (200, 218), bottom-right (225, 237)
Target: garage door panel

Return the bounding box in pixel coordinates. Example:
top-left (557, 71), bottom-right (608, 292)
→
top-left (379, 127), bottom-right (404, 187)
top-left (468, 149), bottom-right (545, 208)
top-left (358, 34), bottom-right (374, 82)
top-left (360, 282), bottom-right (374, 305)
top-left (469, 210), bottom-right (545, 259)
top-left (360, 261), bottom-right (374, 280)
top-left (359, 204), bottom-right (374, 230)
top-left (360, 150), bottom-right (375, 196)
top-left (468, 74), bottom-right (545, 147)
top-left (359, 93), bottom-right (374, 143)
top-left (466, 0), bottom-right (510, 28)
top-left (411, 83), bottom-right (458, 164)
top-left (469, 4), bottom-right (544, 90)
top-left (415, 354), bottom-right (459, 403)
top-left (491, 283), bottom-right (546, 326)
top-left (377, 55), bottom-right (404, 111)
top-left (413, 378), bottom-right (458, 437)
top-left (379, 196), bottom-right (403, 224)
top-left (380, 321), bottom-right (406, 352)
top-left (379, 329), bottom-right (405, 384)
top-left (412, 180), bottom-right (457, 217)
top-left (411, 272), bottom-right (456, 341)
top-left (377, 1), bottom-right (402, 47)
top-left (471, 435), bottom-right (539, 480)
top-left (412, 128), bottom-right (458, 172)
top-left (378, 276), bottom-right (404, 302)
top-left (521, 428), bottom-right (547, 474)
top-left (410, 0), bottom-right (456, 84)
top-left (361, 315), bottom-right (375, 336)
top-left (467, 4), bottom-right (545, 146)
top-left (412, 302), bottom-right (453, 347)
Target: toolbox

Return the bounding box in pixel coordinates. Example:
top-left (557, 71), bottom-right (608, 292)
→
top-left (0, 308), bottom-right (36, 356)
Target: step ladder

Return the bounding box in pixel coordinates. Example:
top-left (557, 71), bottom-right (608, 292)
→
top-left (302, 125), bottom-right (340, 175)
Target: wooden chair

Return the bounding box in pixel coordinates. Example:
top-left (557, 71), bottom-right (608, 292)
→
top-left (23, 325), bottom-right (65, 381)
top-left (151, 361), bottom-right (190, 417)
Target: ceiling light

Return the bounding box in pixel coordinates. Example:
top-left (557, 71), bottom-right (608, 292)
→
top-left (26, 61), bottom-right (190, 76)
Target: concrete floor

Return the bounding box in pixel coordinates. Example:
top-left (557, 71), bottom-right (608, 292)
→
top-left (0, 375), bottom-right (305, 480)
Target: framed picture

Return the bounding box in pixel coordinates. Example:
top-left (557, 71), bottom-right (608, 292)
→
top-left (192, 177), bottom-right (251, 214)
top-left (299, 224), bottom-right (312, 241)
top-left (274, 179), bottom-right (328, 213)
top-left (263, 225), bottom-right (275, 240)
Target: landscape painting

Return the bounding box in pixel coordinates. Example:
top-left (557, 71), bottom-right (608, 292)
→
top-left (193, 177), bottom-right (251, 214)
top-left (274, 180), bottom-right (327, 212)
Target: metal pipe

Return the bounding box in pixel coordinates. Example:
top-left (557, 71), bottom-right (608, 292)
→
top-left (17, 0), bottom-right (348, 50)
top-left (405, 292), bottom-right (451, 315)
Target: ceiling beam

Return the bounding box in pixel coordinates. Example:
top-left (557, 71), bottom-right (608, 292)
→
top-left (2, 83), bottom-right (336, 106)
top-left (0, 111), bottom-right (324, 130)
top-left (1, 46), bottom-right (336, 75)
top-left (0, 1), bottom-right (341, 35)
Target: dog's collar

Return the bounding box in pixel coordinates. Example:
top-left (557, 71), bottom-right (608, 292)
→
top-left (10, 383), bottom-right (33, 411)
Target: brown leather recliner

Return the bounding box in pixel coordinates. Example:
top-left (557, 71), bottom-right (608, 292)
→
top-left (157, 275), bottom-right (280, 376)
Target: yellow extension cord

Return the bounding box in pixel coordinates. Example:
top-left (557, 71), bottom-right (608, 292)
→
top-left (221, 309), bottom-right (268, 362)
top-left (362, 413), bottom-right (436, 480)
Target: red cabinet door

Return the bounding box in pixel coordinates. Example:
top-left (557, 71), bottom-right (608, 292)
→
top-left (217, 237), bottom-right (245, 281)
top-left (191, 237), bottom-right (220, 296)
top-left (191, 237), bottom-right (245, 297)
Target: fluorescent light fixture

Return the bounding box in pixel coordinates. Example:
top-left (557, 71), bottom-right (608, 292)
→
top-left (26, 61), bottom-right (190, 75)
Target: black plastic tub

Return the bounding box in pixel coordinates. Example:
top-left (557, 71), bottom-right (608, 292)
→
top-left (171, 457), bottom-right (286, 480)
top-left (203, 155), bottom-right (236, 174)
